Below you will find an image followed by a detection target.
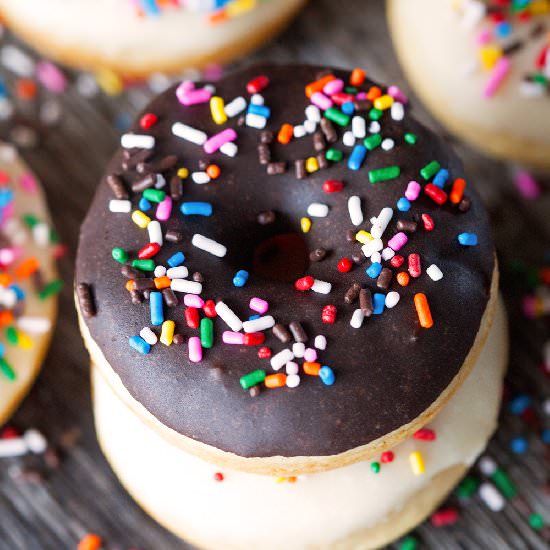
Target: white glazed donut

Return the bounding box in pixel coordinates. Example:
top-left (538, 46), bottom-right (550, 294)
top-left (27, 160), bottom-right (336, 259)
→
top-left (387, 0), bottom-right (550, 171)
top-left (0, 0), bottom-right (307, 77)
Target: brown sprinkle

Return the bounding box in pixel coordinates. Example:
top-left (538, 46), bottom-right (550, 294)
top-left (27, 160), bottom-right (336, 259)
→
top-left (76, 282), bottom-right (96, 318)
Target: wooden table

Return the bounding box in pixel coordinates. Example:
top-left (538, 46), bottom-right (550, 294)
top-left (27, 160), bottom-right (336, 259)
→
top-left (0, 1), bottom-right (548, 548)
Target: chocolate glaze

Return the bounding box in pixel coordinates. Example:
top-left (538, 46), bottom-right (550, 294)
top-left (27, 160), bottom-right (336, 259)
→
top-left (76, 65), bottom-right (495, 458)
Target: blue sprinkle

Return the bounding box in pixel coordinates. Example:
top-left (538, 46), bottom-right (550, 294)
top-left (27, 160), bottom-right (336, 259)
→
top-left (139, 197), bottom-right (152, 211)
top-left (319, 366), bottom-right (335, 386)
top-left (129, 335), bottom-right (151, 354)
top-left (372, 293), bottom-right (385, 315)
top-left (0, 343), bottom-right (4, 358)
top-left (150, 291), bottom-right (163, 326)
top-left (10, 285), bottom-right (25, 300)
top-left (140, 0), bottom-right (161, 16)
top-left (495, 21), bottom-right (512, 39)
top-left (366, 262), bottom-right (382, 279)
top-left (509, 394), bottom-right (531, 416)
top-left (458, 232), bottom-right (478, 246)
top-left (510, 436), bottom-right (528, 455)
top-left (397, 197), bottom-right (410, 212)
top-left (247, 104), bottom-right (271, 119)
top-left (0, 79), bottom-right (7, 98)
top-left (248, 314), bottom-right (261, 321)
top-left (167, 252), bottom-right (185, 267)
top-left (433, 168), bottom-right (449, 188)
top-left (341, 101), bottom-right (355, 115)
top-left (233, 269), bottom-right (249, 288)
top-left (114, 113), bottom-right (133, 132)
top-left (542, 429), bottom-right (550, 445)
top-left (180, 202), bottom-right (213, 216)
top-left (0, 189), bottom-right (14, 208)
top-left (348, 145), bottom-right (367, 171)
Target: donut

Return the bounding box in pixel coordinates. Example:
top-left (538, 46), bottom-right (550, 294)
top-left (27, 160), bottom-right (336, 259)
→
top-left (0, 142), bottom-right (60, 425)
top-left (76, 64), bottom-right (504, 547)
top-left (0, 0), bottom-right (307, 78)
top-left (387, 0), bottom-right (550, 171)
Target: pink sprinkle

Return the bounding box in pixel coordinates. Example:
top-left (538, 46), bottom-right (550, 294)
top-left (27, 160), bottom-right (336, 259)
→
top-left (203, 128), bottom-right (237, 154)
top-left (188, 336), bottom-right (202, 363)
top-left (222, 331), bottom-right (245, 345)
top-left (323, 79), bottom-right (344, 96)
top-left (405, 181), bottom-right (421, 201)
top-left (388, 85), bottom-right (408, 104)
top-left (483, 57), bottom-right (510, 98)
top-left (156, 196), bottom-right (172, 221)
top-left (356, 92), bottom-right (367, 100)
top-left (303, 348), bottom-right (317, 362)
top-left (176, 81), bottom-right (212, 106)
top-left (388, 232), bottom-right (408, 252)
top-left (475, 29), bottom-right (492, 45)
top-left (310, 91), bottom-right (333, 111)
top-left (184, 294), bottom-right (205, 308)
top-left (514, 171), bottom-right (540, 200)
top-left (249, 297), bottom-right (269, 314)
top-left (0, 247), bottom-right (19, 266)
top-left (19, 172), bottom-right (37, 193)
top-left (36, 61), bottom-right (67, 93)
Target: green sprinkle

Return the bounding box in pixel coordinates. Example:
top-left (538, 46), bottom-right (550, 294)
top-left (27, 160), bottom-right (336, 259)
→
top-left (528, 513), bottom-right (544, 530)
top-left (532, 73), bottom-right (547, 85)
top-left (143, 189), bottom-right (166, 203)
top-left (398, 535), bottom-right (418, 550)
top-left (0, 358), bottom-right (16, 381)
top-left (404, 132), bottom-right (417, 145)
top-left (368, 166), bottom-right (400, 184)
top-left (491, 468), bottom-right (517, 499)
top-left (200, 317), bottom-right (214, 349)
top-left (6, 326), bottom-right (18, 345)
top-left (326, 148), bottom-right (343, 162)
top-left (456, 475), bottom-right (479, 498)
top-left (370, 461), bottom-right (380, 474)
top-left (369, 108), bottom-right (383, 121)
top-left (324, 107), bottom-right (350, 127)
top-left (132, 259), bottom-right (155, 272)
top-left (240, 369), bottom-right (266, 390)
top-left (344, 86), bottom-right (358, 94)
top-left (22, 214), bottom-right (39, 228)
top-left (420, 160), bottom-right (441, 180)
top-left (38, 279), bottom-right (63, 300)
top-left (49, 228), bottom-right (60, 244)
top-left (364, 133), bottom-right (382, 151)
top-left (112, 247), bottom-right (128, 264)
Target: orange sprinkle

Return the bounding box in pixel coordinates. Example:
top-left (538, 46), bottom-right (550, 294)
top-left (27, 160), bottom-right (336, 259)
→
top-left (15, 257), bottom-right (39, 278)
top-left (303, 362), bottom-right (321, 376)
top-left (265, 373), bottom-right (286, 388)
top-left (125, 280), bottom-right (136, 292)
top-left (277, 123), bottom-right (294, 145)
top-left (414, 293), bottom-right (434, 329)
top-left (209, 10), bottom-right (228, 24)
top-left (15, 79), bottom-right (37, 100)
top-left (305, 74), bottom-right (336, 98)
top-left (350, 68), bottom-right (366, 87)
top-left (77, 533), bottom-right (102, 550)
top-left (0, 310), bottom-right (13, 327)
top-left (366, 86), bottom-right (382, 101)
top-left (154, 276), bottom-right (171, 290)
top-left (0, 273), bottom-right (12, 287)
top-left (396, 272), bottom-right (410, 287)
top-left (450, 178), bottom-right (466, 204)
top-left (206, 164), bottom-right (221, 179)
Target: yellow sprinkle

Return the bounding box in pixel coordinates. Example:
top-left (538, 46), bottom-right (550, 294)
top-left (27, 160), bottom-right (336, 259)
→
top-left (373, 94), bottom-right (394, 110)
top-left (160, 320), bottom-right (175, 346)
top-left (210, 96), bottom-right (227, 125)
top-left (301, 217), bottom-right (312, 233)
top-left (275, 476), bottom-right (286, 484)
top-left (479, 46), bottom-right (502, 71)
top-left (409, 451), bottom-right (425, 476)
top-left (177, 167), bottom-right (189, 179)
top-left (529, 0), bottom-right (550, 15)
top-left (17, 330), bottom-right (33, 349)
top-left (355, 230), bottom-right (373, 244)
top-left (131, 210), bottom-right (151, 229)
top-left (95, 68), bottom-right (124, 96)
top-left (305, 157), bottom-right (319, 173)
top-left (227, 0), bottom-right (257, 17)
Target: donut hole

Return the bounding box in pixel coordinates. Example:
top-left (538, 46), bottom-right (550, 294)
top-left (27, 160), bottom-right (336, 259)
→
top-left (252, 233), bottom-right (309, 283)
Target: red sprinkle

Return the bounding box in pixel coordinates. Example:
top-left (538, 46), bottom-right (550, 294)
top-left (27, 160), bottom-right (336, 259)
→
top-left (424, 184), bottom-right (448, 205)
top-left (203, 299), bottom-right (217, 318)
top-left (185, 307), bottom-right (200, 328)
top-left (138, 242), bottom-right (160, 259)
top-left (1, 427), bottom-right (20, 439)
top-left (337, 258), bottom-right (353, 273)
top-left (244, 332), bottom-right (266, 346)
top-left (408, 253), bottom-right (422, 278)
top-left (431, 507), bottom-right (459, 527)
top-left (413, 428), bottom-right (436, 441)
top-left (323, 180), bottom-right (344, 193)
top-left (295, 276), bottom-right (314, 291)
top-left (214, 472), bottom-right (224, 482)
top-left (380, 451), bottom-right (394, 463)
top-left (331, 92), bottom-right (355, 105)
top-left (247, 75), bottom-right (269, 94)
top-left (322, 304), bottom-right (337, 324)
top-left (140, 112), bottom-right (158, 129)
top-left (258, 346), bottom-right (272, 359)
top-left (390, 255), bottom-right (404, 268)
top-left (421, 213), bottom-right (435, 231)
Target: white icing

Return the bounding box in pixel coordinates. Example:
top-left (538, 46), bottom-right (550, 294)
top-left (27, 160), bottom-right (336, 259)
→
top-left (93, 302), bottom-right (507, 549)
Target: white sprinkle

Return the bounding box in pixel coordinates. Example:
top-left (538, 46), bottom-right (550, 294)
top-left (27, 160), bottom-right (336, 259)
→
top-left (371, 252), bottom-right (382, 264)
top-left (461, 0), bottom-right (486, 30)
top-left (224, 96), bottom-right (247, 118)
top-left (371, 207), bottom-right (394, 239)
top-left (121, 133), bottom-right (155, 149)
top-left (314, 335), bottom-right (327, 350)
top-left (350, 309), bottom-right (365, 329)
top-left (250, 94), bottom-right (264, 105)
top-left (24, 429), bottom-right (47, 454)
top-left (271, 348), bottom-right (294, 371)
top-left (304, 119), bottom-right (317, 134)
top-left (166, 266), bottom-right (188, 279)
top-left (172, 122), bottom-right (207, 145)
top-left (311, 279), bottom-right (332, 294)
top-left (381, 138), bottom-right (394, 151)
top-left (478, 456), bottom-right (497, 476)
top-left (16, 317), bottom-right (51, 334)
top-left (391, 102), bottom-right (405, 121)
top-left (305, 105), bottom-right (321, 122)
top-left (286, 374), bottom-right (301, 388)
top-left (215, 301), bottom-right (243, 332)
top-left (33, 223), bottom-right (50, 247)
top-left (1, 45), bottom-right (35, 76)
top-left (426, 264), bottom-right (443, 281)
top-left (148, 220), bottom-right (163, 245)
top-left (343, 131), bottom-right (355, 147)
top-left (381, 247), bottom-right (395, 261)
top-left (0, 437), bottom-right (27, 458)
top-left (0, 287), bottom-right (17, 308)
top-left (286, 362), bottom-right (299, 375)
top-left (192, 171), bottom-right (210, 184)
top-left (479, 482), bottom-right (505, 512)
top-left (348, 196), bottom-right (363, 226)
top-left (293, 125), bottom-right (306, 139)
top-left (154, 265), bottom-right (166, 278)
top-left (76, 73), bottom-right (99, 97)
top-left (140, 327), bottom-right (158, 345)
top-left (368, 121), bottom-right (381, 133)
top-left (109, 199), bottom-right (132, 213)
top-left (242, 315), bottom-right (275, 333)
top-left (245, 113), bottom-right (267, 129)
top-left (204, 84), bottom-right (216, 94)
top-left (292, 342), bottom-right (305, 358)
top-left (0, 98), bottom-right (14, 121)
top-left (220, 142), bottom-right (238, 157)
top-left (154, 174), bottom-right (166, 189)
top-left (361, 238), bottom-right (383, 258)
top-left (352, 116), bottom-right (366, 138)
top-left (385, 292), bottom-right (400, 308)
top-left (307, 203), bottom-right (329, 218)
top-left (519, 81), bottom-right (545, 98)
top-left (192, 234), bottom-right (227, 257)
top-left (170, 279), bottom-right (202, 294)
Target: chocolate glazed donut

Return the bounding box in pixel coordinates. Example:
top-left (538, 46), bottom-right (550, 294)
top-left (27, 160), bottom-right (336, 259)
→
top-left (76, 65), bottom-right (495, 459)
